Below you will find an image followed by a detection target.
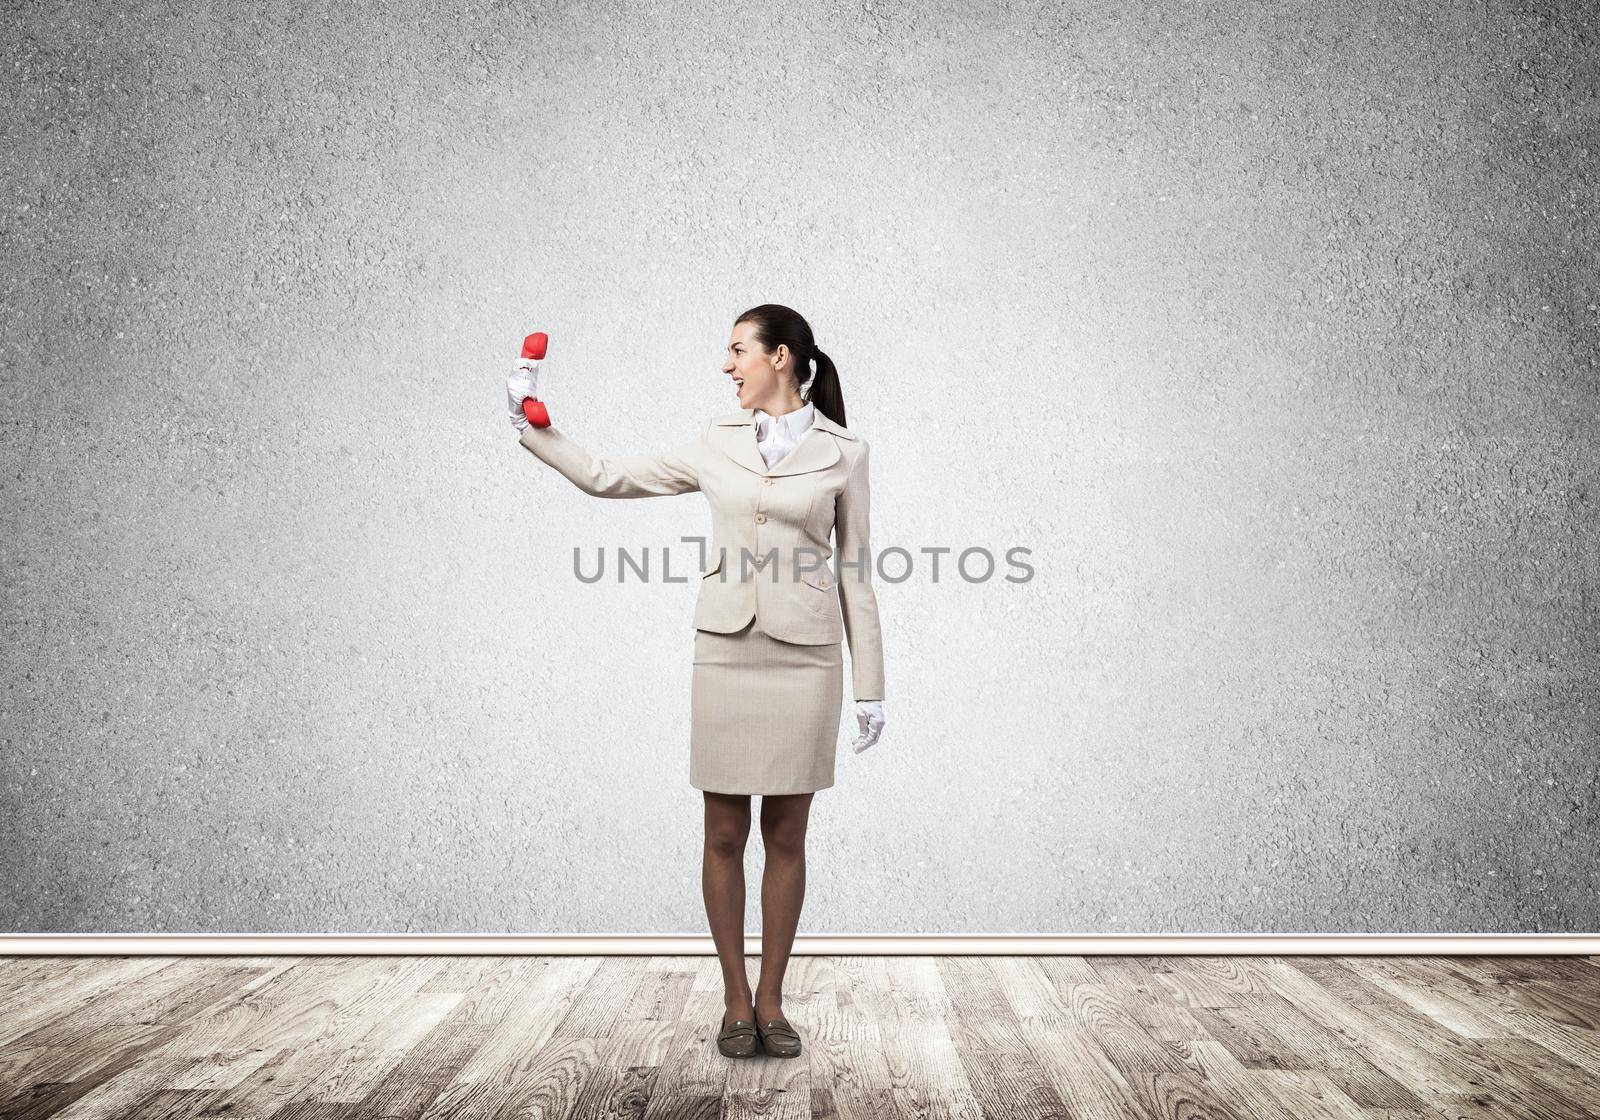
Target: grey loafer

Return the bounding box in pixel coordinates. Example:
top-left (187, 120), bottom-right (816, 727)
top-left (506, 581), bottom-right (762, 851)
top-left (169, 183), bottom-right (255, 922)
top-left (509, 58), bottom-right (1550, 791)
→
top-left (756, 1016), bottom-right (802, 1058)
top-left (717, 1016), bottom-right (758, 1058)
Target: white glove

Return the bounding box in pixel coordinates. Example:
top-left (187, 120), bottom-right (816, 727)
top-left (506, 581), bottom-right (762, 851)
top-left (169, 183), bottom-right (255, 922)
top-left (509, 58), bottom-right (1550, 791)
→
top-left (506, 358), bottom-right (541, 431)
top-left (851, 699), bottom-right (885, 754)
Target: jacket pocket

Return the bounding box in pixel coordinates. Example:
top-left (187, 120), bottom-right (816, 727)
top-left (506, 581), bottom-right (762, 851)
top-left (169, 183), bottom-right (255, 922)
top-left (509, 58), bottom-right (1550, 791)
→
top-left (702, 554), bottom-right (723, 579)
top-left (799, 568), bottom-right (834, 609)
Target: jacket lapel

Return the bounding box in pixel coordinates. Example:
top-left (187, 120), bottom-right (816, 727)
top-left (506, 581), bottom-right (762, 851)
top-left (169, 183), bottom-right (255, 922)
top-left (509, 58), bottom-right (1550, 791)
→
top-left (767, 428), bottom-right (840, 476)
top-left (707, 412), bottom-right (769, 475)
top-left (708, 406), bottom-right (853, 477)
top-left (808, 409), bottom-right (858, 443)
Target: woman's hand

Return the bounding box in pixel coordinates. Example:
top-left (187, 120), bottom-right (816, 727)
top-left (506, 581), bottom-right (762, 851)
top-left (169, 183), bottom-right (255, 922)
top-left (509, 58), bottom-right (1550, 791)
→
top-left (851, 699), bottom-right (885, 754)
top-left (506, 358), bottom-right (541, 430)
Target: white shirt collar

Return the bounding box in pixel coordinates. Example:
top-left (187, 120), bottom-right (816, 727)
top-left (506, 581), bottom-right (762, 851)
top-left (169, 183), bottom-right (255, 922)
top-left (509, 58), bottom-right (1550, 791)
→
top-left (752, 400), bottom-right (815, 439)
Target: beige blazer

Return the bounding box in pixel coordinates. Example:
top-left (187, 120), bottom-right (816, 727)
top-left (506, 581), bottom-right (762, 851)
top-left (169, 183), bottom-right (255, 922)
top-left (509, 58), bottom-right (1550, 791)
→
top-left (517, 406), bottom-right (884, 701)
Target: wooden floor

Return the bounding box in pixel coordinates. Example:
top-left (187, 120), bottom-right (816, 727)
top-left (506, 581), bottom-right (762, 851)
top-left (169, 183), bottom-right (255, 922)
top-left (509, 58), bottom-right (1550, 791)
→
top-left (1, 955), bottom-right (1599, 1119)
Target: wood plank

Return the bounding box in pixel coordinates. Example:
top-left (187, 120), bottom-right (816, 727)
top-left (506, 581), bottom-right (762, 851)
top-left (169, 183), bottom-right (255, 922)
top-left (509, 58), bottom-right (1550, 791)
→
top-left (1255, 1069), bottom-right (1373, 1120)
top-left (163, 957), bottom-right (422, 1120)
top-left (1188, 1041), bottom-right (1334, 1120)
top-left (637, 971), bottom-right (731, 1120)
top-left (1022, 1021), bottom-right (1151, 1120)
top-left (945, 1012), bottom-right (1073, 1119)
top-left (345, 1019), bottom-right (491, 1120)
top-left (1244, 958), bottom-right (1499, 1098)
top-left (270, 990), bottom-right (464, 1112)
top-left (1300, 960), bottom-right (1598, 1119)
top-left (880, 1021), bottom-right (988, 1120)
top-left (1, 964), bottom-right (273, 1120)
top-left (417, 957), bottom-right (603, 1120)
top-left (1063, 983), bottom-right (1192, 1076)
top-left (1338, 958), bottom-right (1509, 1039)
top-left (1488, 1012), bottom-right (1600, 1081)
top-left (0, 959), bottom-right (183, 1050)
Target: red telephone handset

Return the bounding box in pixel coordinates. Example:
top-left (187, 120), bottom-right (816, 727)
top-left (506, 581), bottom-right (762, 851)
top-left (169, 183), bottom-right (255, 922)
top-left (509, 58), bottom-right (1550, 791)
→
top-left (520, 331), bottom-right (551, 428)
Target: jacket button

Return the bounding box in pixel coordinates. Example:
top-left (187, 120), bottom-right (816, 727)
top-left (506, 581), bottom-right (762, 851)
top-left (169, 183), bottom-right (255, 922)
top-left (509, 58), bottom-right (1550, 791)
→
top-left (762, 477), bottom-right (773, 486)
top-left (755, 513), bottom-right (766, 523)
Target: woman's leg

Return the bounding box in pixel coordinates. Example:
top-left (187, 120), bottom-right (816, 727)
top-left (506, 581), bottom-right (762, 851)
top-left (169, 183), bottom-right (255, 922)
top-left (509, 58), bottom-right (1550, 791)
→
top-left (754, 791), bottom-right (814, 1021)
top-left (702, 791), bottom-right (754, 1024)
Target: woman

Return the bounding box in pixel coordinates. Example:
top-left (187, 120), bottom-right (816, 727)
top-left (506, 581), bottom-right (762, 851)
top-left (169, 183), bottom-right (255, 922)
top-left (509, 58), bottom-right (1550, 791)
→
top-left (505, 304), bottom-right (887, 1060)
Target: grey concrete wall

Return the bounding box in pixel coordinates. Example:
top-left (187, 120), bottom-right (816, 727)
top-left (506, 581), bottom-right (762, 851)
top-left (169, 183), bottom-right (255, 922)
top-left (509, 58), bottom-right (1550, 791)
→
top-left (2, 0), bottom-right (1596, 935)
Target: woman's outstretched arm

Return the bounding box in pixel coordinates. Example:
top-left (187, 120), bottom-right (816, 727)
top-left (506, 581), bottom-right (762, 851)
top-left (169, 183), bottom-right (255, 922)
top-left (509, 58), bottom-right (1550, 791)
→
top-left (517, 422), bottom-right (706, 498)
top-left (507, 354), bottom-right (703, 498)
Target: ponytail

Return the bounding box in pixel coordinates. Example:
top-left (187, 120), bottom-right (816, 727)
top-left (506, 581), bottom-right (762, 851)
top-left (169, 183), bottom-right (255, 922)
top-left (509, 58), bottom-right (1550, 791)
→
top-left (805, 347), bottom-right (846, 428)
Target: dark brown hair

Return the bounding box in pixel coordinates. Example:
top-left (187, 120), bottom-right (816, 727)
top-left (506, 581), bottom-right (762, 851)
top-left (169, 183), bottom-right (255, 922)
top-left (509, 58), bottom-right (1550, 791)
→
top-left (733, 303), bottom-right (847, 428)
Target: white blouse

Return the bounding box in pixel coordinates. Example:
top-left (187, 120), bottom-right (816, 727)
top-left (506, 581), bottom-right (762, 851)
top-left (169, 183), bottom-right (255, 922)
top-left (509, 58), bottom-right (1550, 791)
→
top-left (752, 401), bottom-right (815, 469)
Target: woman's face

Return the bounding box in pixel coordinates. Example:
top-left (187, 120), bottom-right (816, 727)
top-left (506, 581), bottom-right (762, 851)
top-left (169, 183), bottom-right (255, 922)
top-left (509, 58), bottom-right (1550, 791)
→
top-left (723, 321), bottom-right (792, 411)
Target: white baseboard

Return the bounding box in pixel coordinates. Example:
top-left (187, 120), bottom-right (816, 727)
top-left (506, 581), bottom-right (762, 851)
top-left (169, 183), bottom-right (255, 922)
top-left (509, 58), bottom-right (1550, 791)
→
top-left (1, 933), bottom-right (1596, 956)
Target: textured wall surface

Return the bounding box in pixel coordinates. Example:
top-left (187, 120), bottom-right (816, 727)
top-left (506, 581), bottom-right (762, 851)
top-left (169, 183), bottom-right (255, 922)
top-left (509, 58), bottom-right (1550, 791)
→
top-left (2, 0), bottom-right (1597, 935)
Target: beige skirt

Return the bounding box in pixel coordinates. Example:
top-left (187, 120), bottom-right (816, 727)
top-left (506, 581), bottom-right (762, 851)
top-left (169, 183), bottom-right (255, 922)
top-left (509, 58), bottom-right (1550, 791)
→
top-left (690, 619), bottom-right (844, 795)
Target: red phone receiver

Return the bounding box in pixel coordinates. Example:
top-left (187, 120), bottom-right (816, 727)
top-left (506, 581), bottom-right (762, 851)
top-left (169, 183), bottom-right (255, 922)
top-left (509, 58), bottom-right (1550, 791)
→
top-left (520, 331), bottom-right (550, 428)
